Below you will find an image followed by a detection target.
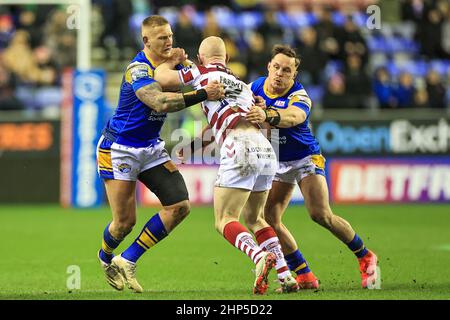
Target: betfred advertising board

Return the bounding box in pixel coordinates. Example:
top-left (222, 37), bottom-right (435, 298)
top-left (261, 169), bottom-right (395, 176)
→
top-left (329, 158), bottom-right (450, 203)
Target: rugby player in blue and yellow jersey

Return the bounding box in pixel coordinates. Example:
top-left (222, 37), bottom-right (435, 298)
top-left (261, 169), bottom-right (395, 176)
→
top-left (96, 15), bottom-right (224, 293)
top-left (246, 45), bottom-right (379, 290)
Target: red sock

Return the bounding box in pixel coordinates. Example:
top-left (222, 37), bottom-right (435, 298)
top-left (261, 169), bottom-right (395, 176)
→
top-left (255, 227), bottom-right (290, 279)
top-left (223, 221), bottom-right (264, 264)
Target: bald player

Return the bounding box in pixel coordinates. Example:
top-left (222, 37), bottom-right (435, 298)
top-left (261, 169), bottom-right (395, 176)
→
top-left (96, 16), bottom-right (224, 293)
top-left (154, 37), bottom-right (299, 294)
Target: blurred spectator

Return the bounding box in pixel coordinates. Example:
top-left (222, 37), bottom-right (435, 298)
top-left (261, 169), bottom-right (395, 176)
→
top-left (257, 9), bottom-right (284, 49)
top-left (202, 10), bottom-right (222, 38)
top-left (315, 6), bottom-right (342, 60)
top-left (98, 0), bottom-right (135, 51)
top-left (322, 73), bottom-right (356, 109)
top-left (413, 87), bottom-right (429, 108)
top-left (2, 30), bottom-right (35, 82)
top-left (395, 72), bottom-right (416, 108)
top-left (0, 14), bottom-right (14, 50)
top-left (401, 0), bottom-right (425, 23)
top-left (425, 70), bottom-right (447, 108)
top-left (343, 54), bottom-right (371, 108)
top-left (339, 16), bottom-right (368, 66)
top-left (222, 32), bottom-right (248, 80)
top-left (373, 67), bottom-right (397, 109)
top-left (295, 27), bottom-right (327, 85)
top-left (18, 10), bottom-right (42, 49)
top-left (0, 62), bottom-right (23, 110)
top-left (415, 5), bottom-right (447, 59)
top-left (44, 10), bottom-right (76, 68)
top-left (174, 9), bottom-right (202, 59)
top-left (246, 32), bottom-right (270, 82)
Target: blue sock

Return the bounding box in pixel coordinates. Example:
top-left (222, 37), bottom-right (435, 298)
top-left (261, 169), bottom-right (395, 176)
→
top-left (285, 249), bottom-right (311, 275)
top-left (347, 234), bottom-right (368, 258)
top-left (100, 223), bottom-right (122, 264)
top-left (122, 213), bottom-right (168, 263)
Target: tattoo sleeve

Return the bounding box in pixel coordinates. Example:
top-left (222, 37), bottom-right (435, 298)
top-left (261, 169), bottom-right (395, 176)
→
top-left (136, 82), bottom-right (187, 113)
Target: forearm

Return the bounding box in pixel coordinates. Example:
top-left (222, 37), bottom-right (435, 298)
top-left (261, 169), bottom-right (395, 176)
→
top-left (136, 82), bottom-right (207, 113)
top-left (276, 109), bottom-right (306, 128)
top-left (139, 89), bottom-right (187, 113)
top-left (262, 107), bottom-right (306, 128)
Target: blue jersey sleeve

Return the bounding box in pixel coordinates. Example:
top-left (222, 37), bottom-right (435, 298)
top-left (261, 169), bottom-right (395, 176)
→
top-left (288, 93), bottom-right (312, 117)
top-left (125, 62), bottom-right (156, 92)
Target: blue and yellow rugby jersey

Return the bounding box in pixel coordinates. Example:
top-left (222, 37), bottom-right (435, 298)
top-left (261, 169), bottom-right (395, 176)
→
top-left (103, 51), bottom-right (185, 148)
top-left (250, 77), bottom-right (321, 161)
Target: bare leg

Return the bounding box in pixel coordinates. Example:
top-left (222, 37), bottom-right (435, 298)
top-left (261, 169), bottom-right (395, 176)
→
top-left (241, 190), bottom-right (270, 234)
top-left (300, 175), bottom-right (355, 243)
top-left (263, 181), bottom-right (299, 255)
top-left (104, 179), bottom-right (137, 240)
top-left (213, 186), bottom-right (251, 234)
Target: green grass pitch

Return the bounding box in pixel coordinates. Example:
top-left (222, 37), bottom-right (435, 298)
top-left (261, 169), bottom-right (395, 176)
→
top-left (0, 204), bottom-right (449, 300)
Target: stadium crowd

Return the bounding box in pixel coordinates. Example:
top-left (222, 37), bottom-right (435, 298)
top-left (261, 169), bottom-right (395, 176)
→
top-left (0, 0), bottom-right (449, 114)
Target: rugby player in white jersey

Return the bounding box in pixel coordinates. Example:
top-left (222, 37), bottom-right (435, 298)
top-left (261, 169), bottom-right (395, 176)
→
top-left (154, 37), bottom-right (299, 294)
top-left (96, 16), bottom-right (224, 293)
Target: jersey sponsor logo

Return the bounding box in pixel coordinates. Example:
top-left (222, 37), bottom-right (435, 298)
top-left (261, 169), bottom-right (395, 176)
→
top-left (181, 67), bottom-right (194, 83)
top-left (274, 100), bottom-right (285, 107)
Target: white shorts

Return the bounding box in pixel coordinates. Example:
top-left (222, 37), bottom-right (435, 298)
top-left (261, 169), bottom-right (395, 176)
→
top-left (215, 131), bottom-right (278, 192)
top-left (96, 135), bottom-right (171, 181)
top-left (274, 154), bottom-right (326, 185)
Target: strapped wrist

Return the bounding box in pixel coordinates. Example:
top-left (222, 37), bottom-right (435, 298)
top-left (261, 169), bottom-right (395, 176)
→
top-left (182, 88), bottom-right (208, 107)
top-left (264, 107), bottom-right (281, 126)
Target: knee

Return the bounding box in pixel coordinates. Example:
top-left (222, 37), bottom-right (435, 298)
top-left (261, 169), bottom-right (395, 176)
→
top-left (174, 200), bottom-right (191, 219)
top-left (168, 200), bottom-right (191, 224)
top-left (310, 209), bottom-right (333, 229)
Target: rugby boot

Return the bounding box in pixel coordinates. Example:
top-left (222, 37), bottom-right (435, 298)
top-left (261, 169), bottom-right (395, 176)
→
top-left (98, 251), bottom-right (125, 291)
top-left (276, 274), bottom-right (299, 293)
top-left (296, 271), bottom-right (320, 289)
top-left (358, 250), bottom-right (379, 288)
top-left (111, 254), bottom-right (143, 293)
top-left (253, 252), bottom-right (276, 295)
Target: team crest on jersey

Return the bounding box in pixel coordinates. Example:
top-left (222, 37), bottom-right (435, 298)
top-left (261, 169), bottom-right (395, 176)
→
top-left (274, 100), bottom-right (285, 107)
top-left (118, 163), bottom-right (132, 173)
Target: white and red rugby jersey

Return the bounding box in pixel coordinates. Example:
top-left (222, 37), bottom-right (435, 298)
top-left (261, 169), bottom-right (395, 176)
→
top-left (178, 63), bottom-right (255, 144)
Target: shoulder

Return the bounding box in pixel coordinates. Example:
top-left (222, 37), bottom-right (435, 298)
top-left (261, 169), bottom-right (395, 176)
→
top-left (287, 82), bottom-right (312, 108)
top-left (250, 76), bottom-right (266, 92)
top-left (125, 59), bottom-right (153, 84)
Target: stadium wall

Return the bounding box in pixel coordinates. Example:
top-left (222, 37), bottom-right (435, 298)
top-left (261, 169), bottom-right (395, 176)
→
top-left (1, 114), bottom-right (449, 204)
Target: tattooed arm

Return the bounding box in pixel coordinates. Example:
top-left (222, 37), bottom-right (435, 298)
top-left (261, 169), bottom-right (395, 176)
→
top-left (136, 81), bottom-right (225, 113)
top-left (136, 82), bottom-right (187, 113)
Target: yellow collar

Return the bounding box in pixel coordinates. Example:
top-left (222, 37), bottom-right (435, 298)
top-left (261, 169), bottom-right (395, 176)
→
top-left (263, 78), bottom-right (293, 99)
top-left (143, 50), bottom-right (158, 69)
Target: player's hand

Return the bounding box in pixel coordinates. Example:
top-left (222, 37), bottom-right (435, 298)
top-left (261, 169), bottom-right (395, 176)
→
top-left (205, 80), bottom-right (225, 100)
top-left (246, 105), bottom-right (267, 124)
top-left (168, 48), bottom-right (188, 65)
top-left (254, 95), bottom-right (266, 109)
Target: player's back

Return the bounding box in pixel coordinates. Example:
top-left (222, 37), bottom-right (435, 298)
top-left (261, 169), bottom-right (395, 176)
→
top-left (103, 51), bottom-right (167, 148)
top-left (180, 63), bottom-right (255, 144)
